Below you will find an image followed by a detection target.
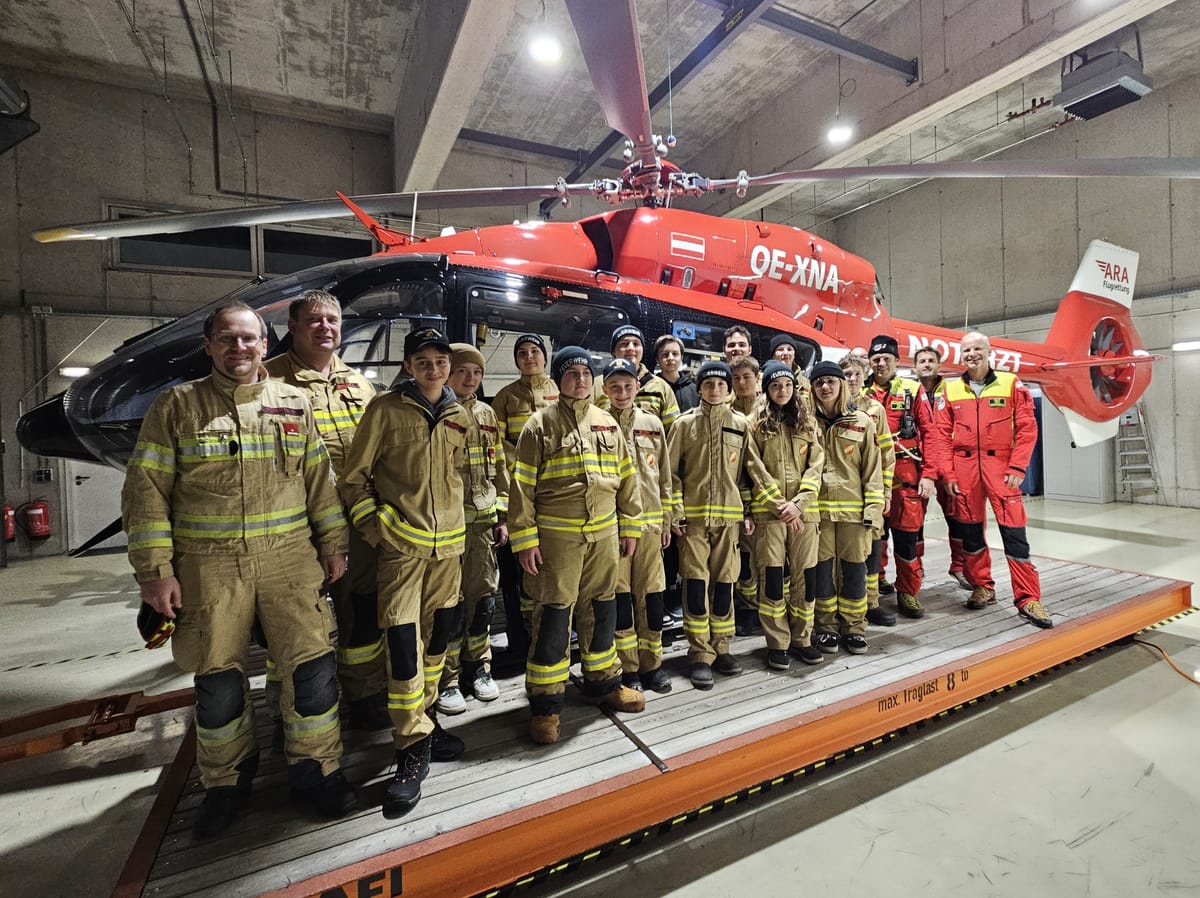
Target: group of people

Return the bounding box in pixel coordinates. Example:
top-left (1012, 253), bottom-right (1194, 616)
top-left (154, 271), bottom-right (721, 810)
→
top-left (121, 293), bottom-right (1051, 836)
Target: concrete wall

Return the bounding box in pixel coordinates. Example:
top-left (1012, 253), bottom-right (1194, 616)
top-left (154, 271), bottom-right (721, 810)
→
top-left (838, 63), bottom-right (1200, 509)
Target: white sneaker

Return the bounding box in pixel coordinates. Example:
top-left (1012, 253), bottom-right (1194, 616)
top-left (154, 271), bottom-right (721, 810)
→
top-left (472, 671), bottom-right (500, 702)
top-left (436, 686), bottom-right (467, 715)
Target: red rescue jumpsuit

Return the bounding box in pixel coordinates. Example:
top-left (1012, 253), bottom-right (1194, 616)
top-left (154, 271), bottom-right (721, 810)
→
top-left (935, 370), bottom-right (1041, 607)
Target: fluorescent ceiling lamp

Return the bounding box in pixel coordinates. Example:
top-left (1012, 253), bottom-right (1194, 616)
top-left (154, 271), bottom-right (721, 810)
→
top-left (529, 32), bottom-right (562, 65)
top-left (826, 123), bottom-right (853, 145)
top-left (1171, 341), bottom-right (1200, 352)
top-left (59, 366), bottom-right (90, 377)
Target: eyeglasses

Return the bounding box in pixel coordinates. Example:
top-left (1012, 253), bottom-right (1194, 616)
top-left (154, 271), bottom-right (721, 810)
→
top-left (812, 378), bottom-right (841, 388)
top-left (211, 334), bottom-right (263, 347)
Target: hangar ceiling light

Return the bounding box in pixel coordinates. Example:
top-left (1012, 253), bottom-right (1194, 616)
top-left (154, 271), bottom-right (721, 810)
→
top-left (1054, 28), bottom-right (1153, 120)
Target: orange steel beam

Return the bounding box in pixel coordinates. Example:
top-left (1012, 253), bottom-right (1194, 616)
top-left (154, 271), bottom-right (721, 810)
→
top-left (264, 581), bottom-right (1189, 898)
top-left (0, 688), bottom-right (194, 765)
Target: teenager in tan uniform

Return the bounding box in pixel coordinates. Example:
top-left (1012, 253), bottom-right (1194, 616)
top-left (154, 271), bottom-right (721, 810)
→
top-left (491, 334), bottom-right (557, 661)
top-left (810, 361), bottom-right (884, 656)
top-left (668, 360), bottom-right (789, 690)
top-left (602, 357), bottom-right (674, 694)
top-left (749, 361), bottom-right (825, 670)
top-left (729, 354), bottom-right (763, 636)
top-left (435, 343), bottom-right (508, 715)
top-left (265, 290), bottom-right (387, 730)
top-left (508, 347), bottom-right (646, 745)
top-left (768, 333), bottom-right (814, 411)
top-left (339, 327), bottom-right (469, 819)
top-left (601, 324), bottom-right (681, 428)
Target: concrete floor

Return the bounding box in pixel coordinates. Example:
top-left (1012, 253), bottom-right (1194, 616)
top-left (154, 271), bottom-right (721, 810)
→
top-left (1, 498), bottom-right (1197, 898)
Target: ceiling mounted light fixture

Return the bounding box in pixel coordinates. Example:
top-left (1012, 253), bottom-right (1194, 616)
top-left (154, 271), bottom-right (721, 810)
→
top-left (826, 58), bottom-right (855, 146)
top-left (529, 0), bottom-right (562, 65)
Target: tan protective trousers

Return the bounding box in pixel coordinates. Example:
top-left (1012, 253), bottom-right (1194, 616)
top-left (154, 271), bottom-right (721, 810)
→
top-left (172, 550), bottom-right (342, 789)
top-left (615, 527), bottom-right (666, 674)
top-left (678, 523), bottom-right (739, 664)
top-left (815, 521), bottom-right (872, 637)
top-left (442, 522), bottom-right (499, 687)
top-left (755, 518), bottom-right (819, 651)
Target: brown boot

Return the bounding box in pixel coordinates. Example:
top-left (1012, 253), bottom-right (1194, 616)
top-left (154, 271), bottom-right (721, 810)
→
top-left (965, 586), bottom-right (997, 610)
top-left (530, 714), bottom-right (560, 745)
top-left (1018, 600), bottom-right (1054, 629)
top-left (591, 685), bottom-right (646, 713)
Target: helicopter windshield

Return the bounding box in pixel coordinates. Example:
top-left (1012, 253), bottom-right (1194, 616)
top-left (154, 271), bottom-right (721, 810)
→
top-left (57, 256), bottom-right (447, 467)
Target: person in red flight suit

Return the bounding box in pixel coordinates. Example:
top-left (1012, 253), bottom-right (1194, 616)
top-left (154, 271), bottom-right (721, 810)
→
top-left (935, 331), bottom-right (1053, 629)
top-left (864, 334), bottom-right (948, 620)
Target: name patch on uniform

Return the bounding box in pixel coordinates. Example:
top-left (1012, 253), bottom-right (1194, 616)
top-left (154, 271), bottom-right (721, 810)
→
top-left (988, 398), bottom-right (1008, 408)
top-left (334, 381), bottom-right (353, 391)
top-left (633, 429), bottom-right (660, 439)
top-left (444, 420), bottom-right (467, 434)
top-left (889, 400), bottom-right (905, 410)
top-left (838, 424), bottom-right (866, 434)
top-left (261, 405), bottom-right (305, 417)
top-left (591, 425), bottom-right (618, 433)
top-left (480, 424), bottom-right (498, 434)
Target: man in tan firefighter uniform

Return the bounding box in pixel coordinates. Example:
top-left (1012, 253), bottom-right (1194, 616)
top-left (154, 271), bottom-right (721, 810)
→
top-left (864, 333), bottom-right (948, 620)
top-left (435, 343), bottom-right (508, 714)
top-left (602, 357), bottom-right (674, 694)
top-left (810, 361), bottom-right (885, 655)
top-left (491, 333), bottom-right (558, 662)
top-left (841, 354), bottom-right (897, 627)
top-left (729, 354), bottom-right (763, 636)
top-left (508, 346), bottom-right (646, 745)
top-left (264, 290), bottom-right (387, 730)
top-left (668, 360), bottom-right (789, 690)
top-left (339, 327), bottom-right (470, 819)
top-left (599, 324), bottom-right (682, 429)
top-left (122, 301), bottom-right (357, 838)
top-left (914, 345), bottom-right (971, 589)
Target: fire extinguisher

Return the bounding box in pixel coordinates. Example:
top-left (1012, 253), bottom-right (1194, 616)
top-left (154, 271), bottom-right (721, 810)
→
top-left (3, 505), bottom-right (14, 542)
top-left (21, 501), bottom-right (51, 539)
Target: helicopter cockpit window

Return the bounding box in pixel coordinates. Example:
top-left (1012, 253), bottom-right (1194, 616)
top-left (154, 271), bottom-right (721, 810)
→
top-left (465, 284), bottom-right (632, 397)
top-left (340, 280), bottom-right (446, 389)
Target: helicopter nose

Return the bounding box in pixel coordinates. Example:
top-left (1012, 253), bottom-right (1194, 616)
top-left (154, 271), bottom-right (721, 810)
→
top-left (16, 393), bottom-right (102, 463)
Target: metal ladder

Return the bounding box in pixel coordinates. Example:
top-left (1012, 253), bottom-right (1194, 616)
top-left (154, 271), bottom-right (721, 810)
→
top-left (1117, 400), bottom-right (1160, 496)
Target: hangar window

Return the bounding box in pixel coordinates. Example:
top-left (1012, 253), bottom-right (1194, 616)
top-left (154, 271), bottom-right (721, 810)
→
top-left (262, 227), bottom-right (374, 275)
top-left (115, 223), bottom-right (254, 275)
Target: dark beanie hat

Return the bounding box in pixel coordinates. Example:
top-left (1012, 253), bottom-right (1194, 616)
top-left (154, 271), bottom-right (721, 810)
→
top-left (769, 333), bottom-right (799, 356)
top-left (761, 360), bottom-right (796, 387)
top-left (868, 333), bottom-right (899, 358)
top-left (514, 333), bottom-right (547, 359)
top-left (610, 324), bottom-right (644, 353)
top-left (696, 359), bottom-right (733, 390)
top-left (551, 345), bottom-right (593, 386)
top-left (809, 360), bottom-right (846, 382)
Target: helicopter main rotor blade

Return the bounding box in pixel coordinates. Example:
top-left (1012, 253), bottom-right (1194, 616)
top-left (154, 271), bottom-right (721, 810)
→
top-left (32, 183), bottom-right (597, 243)
top-left (708, 157), bottom-right (1200, 192)
top-left (566, 0), bottom-right (656, 169)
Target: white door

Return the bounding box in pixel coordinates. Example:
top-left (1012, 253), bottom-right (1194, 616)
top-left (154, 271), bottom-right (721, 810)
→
top-left (66, 460), bottom-right (128, 553)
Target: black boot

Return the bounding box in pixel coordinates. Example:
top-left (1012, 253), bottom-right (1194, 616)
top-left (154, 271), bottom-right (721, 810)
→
top-left (383, 737), bottom-right (431, 819)
top-left (430, 712), bottom-right (465, 762)
top-left (346, 692), bottom-right (391, 731)
top-left (289, 759), bottom-right (359, 819)
top-left (194, 754), bottom-right (257, 838)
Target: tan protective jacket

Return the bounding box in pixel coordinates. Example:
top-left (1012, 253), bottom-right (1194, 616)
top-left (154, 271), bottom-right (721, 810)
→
top-left (491, 372), bottom-right (558, 472)
top-left (339, 384), bottom-right (469, 560)
top-left (748, 414), bottom-right (825, 522)
top-left (813, 405), bottom-right (885, 526)
top-left (459, 394), bottom-right (510, 525)
top-left (508, 396), bottom-right (643, 552)
top-left (667, 401), bottom-right (783, 527)
top-left (856, 392), bottom-right (897, 492)
top-left (122, 368), bottom-right (348, 583)
top-left (264, 351), bottom-right (375, 477)
top-left (611, 405), bottom-right (673, 531)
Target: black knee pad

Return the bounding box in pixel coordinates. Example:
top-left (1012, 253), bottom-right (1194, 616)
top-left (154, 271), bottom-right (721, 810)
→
top-left (814, 558), bottom-right (835, 598)
top-left (685, 579), bottom-right (707, 617)
top-left (590, 598), bottom-right (616, 650)
top-left (644, 592), bottom-right (664, 633)
top-left (615, 592), bottom-right (635, 631)
top-left (194, 668), bottom-right (245, 729)
top-left (738, 550), bottom-right (752, 581)
top-left (386, 622), bottom-right (418, 682)
top-left (427, 604), bottom-right (460, 656)
top-left (961, 522), bottom-right (987, 552)
top-left (347, 592), bottom-right (382, 647)
top-left (292, 652), bottom-right (337, 717)
top-left (866, 539), bottom-right (883, 574)
top-left (841, 561), bottom-right (867, 599)
top-left (947, 517), bottom-right (966, 540)
top-left (532, 604), bottom-right (572, 665)
top-left (468, 594), bottom-right (496, 635)
top-left (764, 567), bottom-right (785, 601)
top-left (712, 582), bottom-right (733, 617)
top-left (998, 525), bottom-right (1031, 560)
top-left (891, 530), bottom-right (919, 562)
top-left (803, 566), bottom-right (817, 602)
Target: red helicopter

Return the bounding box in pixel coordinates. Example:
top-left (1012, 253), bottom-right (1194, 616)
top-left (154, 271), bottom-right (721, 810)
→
top-left (17, 0), bottom-right (1197, 473)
